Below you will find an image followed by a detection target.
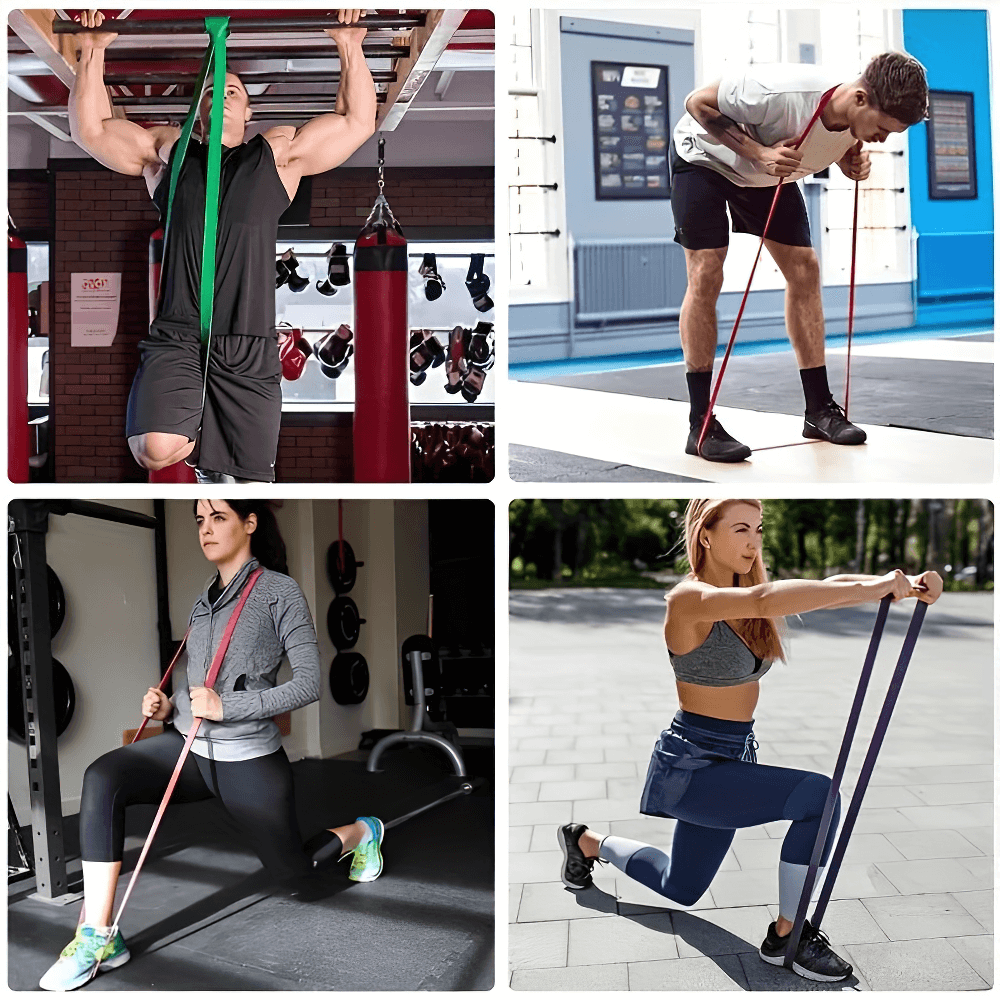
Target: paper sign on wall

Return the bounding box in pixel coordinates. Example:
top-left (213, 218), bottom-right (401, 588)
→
top-left (71, 272), bottom-right (122, 347)
top-left (621, 66), bottom-right (661, 89)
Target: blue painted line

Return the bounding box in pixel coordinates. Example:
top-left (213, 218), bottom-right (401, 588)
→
top-left (510, 322), bottom-right (992, 382)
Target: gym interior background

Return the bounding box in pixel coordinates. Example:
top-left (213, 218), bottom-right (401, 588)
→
top-left (9, 498), bottom-right (494, 990)
top-left (508, 8), bottom-right (992, 362)
top-left (8, 8), bottom-right (495, 483)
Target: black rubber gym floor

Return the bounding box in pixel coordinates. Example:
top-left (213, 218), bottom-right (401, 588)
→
top-left (9, 743), bottom-right (494, 991)
top-left (509, 445), bottom-right (703, 483)
top-left (540, 340), bottom-right (993, 439)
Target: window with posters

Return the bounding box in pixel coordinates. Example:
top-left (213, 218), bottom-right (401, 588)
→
top-left (590, 61), bottom-right (670, 200)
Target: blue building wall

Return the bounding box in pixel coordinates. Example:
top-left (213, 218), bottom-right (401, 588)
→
top-left (903, 9), bottom-right (994, 325)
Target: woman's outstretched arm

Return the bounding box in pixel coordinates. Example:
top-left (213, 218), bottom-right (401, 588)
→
top-left (668, 569), bottom-right (927, 625)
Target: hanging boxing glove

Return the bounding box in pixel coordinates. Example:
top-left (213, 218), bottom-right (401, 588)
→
top-left (460, 321), bottom-right (495, 402)
top-left (409, 329), bottom-right (447, 386)
top-left (278, 327), bottom-right (310, 381)
top-left (466, 321), bottom-right (495, 370)
top-left (275, 256), bottom-right (290, 288)
top-left (419, 253), bottom-right (446, 301)
top-left (317, 243), bottom-right (351, 295)
top-left (444, 325), bottom-right (467, 394)
top-left (278, 249), bottom-right (310, 292)
top-left (315, 324), bottom-right (355, 379)
top-left (465, 253), bottom-right (493, 312)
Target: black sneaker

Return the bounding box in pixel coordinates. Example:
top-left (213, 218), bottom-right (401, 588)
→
top-left (557, 824), bottom-right (599, 890)
top-left (686, 417), bottom-right (752, 463)
top-left (759, 919), bottom-right (853, 982)
top-left (803, 399), bottom-right (867, 445)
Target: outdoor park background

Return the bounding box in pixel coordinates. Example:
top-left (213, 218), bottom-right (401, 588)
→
top-left (509, 499), bottom-right (994, 590)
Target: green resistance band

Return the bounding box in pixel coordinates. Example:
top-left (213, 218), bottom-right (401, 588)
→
top-left (159, 15), bottom-right (229, 379)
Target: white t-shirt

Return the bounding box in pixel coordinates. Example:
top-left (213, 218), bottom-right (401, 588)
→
top-left (673, 65), bottom-right (858, 187)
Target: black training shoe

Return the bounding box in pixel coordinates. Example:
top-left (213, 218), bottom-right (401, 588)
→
top-left (686, 417), bottom-right (752, 463)
top-left (557, 824), bottom-right (599, 890)
top-left (759, 920), bottom-right (853, 982)
top-left (803, 399), bottom-right (867, 445)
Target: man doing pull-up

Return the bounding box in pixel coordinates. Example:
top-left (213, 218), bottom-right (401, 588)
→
top-left (672, 52), bottom-right (928, 462)
top-left (69, 9), bottom-right (376, 482)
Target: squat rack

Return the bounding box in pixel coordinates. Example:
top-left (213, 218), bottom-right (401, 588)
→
top-left (8, 500), bottom-right (172, 904)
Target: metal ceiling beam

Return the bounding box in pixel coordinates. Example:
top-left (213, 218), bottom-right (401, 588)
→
top-left (378, 9), bottom-right (469, 132)
top-left (18, 112), bottom-right (73, 142)
top-left (17, 94), bottom-right (388, 117)
top-left (7, 8), bottom-right (77, 88)
top-left (8, 45), bottom-right (410, 73)
top-left (52, 13), bottom-right (426, 34)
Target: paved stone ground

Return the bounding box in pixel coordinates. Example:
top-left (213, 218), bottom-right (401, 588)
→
top-left (509, 589), bottom-right (993, 991)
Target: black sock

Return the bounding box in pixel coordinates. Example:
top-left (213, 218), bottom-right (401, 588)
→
top-left (799, 365), bottom-right (833, 412)
top-left (686, 370), bottom-right (712, 424)
top-left (303, 830), bottom-right (344, 868)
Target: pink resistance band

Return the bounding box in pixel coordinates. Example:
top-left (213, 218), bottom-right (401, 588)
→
top-left (95, 568), bottom-right (264, 964)
top-left (696, 87), bottom-right (861, 456)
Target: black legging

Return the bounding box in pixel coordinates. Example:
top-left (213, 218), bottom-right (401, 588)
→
top-left (79, 729), bottom-right (312, 881)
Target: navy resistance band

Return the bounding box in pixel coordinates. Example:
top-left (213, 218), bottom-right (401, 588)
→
top-left (784, 596), bottom-right (929, 968)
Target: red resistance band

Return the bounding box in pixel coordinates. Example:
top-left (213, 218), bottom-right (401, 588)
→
top-left (696, 86), bottom-right (860, 456)
top-left (98, 568), bottom-right (264, 958)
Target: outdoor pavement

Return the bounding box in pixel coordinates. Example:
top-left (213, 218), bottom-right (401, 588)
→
top-left (509, 588), bottom-right (993, 991)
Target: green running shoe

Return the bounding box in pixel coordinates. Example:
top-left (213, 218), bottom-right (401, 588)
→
top-left (348, 816), bottom-right (384, 882)
top-left (39, 924), bottom-right (130, 991)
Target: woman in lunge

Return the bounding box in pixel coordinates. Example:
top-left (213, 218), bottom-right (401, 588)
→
top-left (558, 498), bottom-right (941, 982)
top-left (40, 500), bottom-right (384, 992)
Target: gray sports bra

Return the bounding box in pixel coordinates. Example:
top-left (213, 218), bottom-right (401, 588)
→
top-left (668, 620), bottom-right (772, 687)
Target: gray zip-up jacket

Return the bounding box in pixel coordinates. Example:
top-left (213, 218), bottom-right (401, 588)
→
top-left (171, 558), bottom-right (320, 761)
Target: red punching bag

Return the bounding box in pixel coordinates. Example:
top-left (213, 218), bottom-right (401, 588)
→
top-left (146, 227), bottom-right (196, 483)
top-left (352, 140), bottom-right (410, 483)
top-left (8, 233), bottom-right (30, 483)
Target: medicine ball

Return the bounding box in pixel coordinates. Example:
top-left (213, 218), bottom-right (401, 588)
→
top-left (329, 651), bottom-right (369, 705)
top-left (9, 655), bottom-right (76, 742)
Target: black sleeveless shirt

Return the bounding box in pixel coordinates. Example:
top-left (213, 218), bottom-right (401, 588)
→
top-left (152, 133), bottom-right (291, 338)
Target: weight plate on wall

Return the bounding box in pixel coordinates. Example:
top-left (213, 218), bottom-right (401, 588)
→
top-left (8, 563), bottom-right (66, 639)
top-left (327, 595), bottom-right (365, 649)
top-left (8, 655), bottom-right (76, 742)
top-left (329, 651), bottom-right (369, 705)
top-left (326, 540), bottom-right (362, 595)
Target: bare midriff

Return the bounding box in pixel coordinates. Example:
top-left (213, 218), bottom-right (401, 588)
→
top-left (675, 679), bottom-right (760, 722)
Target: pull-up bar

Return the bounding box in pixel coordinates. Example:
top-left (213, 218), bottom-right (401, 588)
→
top-left (53, 13), bottom-right (427, 34)
top-left (44, 499), bottom-right (158, 530)
top-left (104, 70), bottom-right (398, 85)
top-left (56, 43), bottom-right (411, 62)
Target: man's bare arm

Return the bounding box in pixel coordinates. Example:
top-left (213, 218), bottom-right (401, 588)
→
top-left (686, 81), bottom-right (803, 178)
top-left (282, 24), bottom-right (377, 177)
top-left (68, 11), bottom-right (176, 176)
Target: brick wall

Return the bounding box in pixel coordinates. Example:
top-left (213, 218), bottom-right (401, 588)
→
top-left (9, 176), bottom-right (51, 233)
top-left (47, 162), bottom-right (493, 483)
top-left (310, 167), bottom-right (494, 228)
top-left (52, 170), bottom-right (158, 482)
top-left (274, 419), bottom-right (353, 483)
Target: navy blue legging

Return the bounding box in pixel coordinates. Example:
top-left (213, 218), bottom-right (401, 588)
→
top-left (79, 728), bottom-right (314, 881)
top-left (620, 760), bottom-right (840, 908)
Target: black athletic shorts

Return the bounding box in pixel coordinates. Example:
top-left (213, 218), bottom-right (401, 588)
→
top-left (670, 142), bottom-right (812, 250)
top-left (125, 321), bottom-right (282, 482)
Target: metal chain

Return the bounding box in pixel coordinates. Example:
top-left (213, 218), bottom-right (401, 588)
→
top-left (377, 135), bottom-right (385, 193)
